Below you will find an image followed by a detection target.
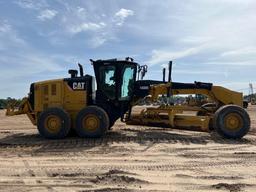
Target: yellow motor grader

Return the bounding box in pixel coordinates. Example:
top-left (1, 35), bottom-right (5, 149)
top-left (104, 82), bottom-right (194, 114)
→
top-left (6, 58), bottom-right (250, 139)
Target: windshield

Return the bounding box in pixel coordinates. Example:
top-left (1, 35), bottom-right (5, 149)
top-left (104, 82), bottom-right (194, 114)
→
top-left (120, 66), bottom-right (135, 100)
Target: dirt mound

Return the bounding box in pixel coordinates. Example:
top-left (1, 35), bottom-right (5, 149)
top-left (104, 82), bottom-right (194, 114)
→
top-left (90, 169), bottom-right (147, 185)
top-left (212, 183), bottom-right (249, 192)
top-left (176, 174), bottom-right (243, 180)
top-left (90, 175), bottom-right (146, 184)
top-left (104, 169), bottom-right (136, 176)
top-left (50, 172), bottom-right (86, 177)
top-left (80, 188), bottom-right (132, 192)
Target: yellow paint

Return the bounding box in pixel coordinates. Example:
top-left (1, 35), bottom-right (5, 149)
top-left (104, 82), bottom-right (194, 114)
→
top-left (149, 83), bottom-right (243, 107)
top-left (7, 79), bottom-right (87, 127)
top-left (44, 115), bottom-right (61, 134)
top-left (83, 114), bottom-right (100, 131)
top-left (128, 106), bottom-right (210, 132)
top-left (224, 113), bottom-right (243, 131)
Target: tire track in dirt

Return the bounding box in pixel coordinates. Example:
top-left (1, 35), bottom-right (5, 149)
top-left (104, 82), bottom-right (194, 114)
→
top-left (22, 160), bottom-right (53, 192)
top-left (22, 160), bottom-right (36, 177)
top-left (0, 159), bottom-right (254, 173)
top-left (0, 133), bottom-right (255, 150)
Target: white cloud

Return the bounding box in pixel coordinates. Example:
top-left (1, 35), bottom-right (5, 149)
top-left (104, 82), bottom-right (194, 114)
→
top-left (0, 53), bottom-right (62, 75)
top-left (46, 4), bottom-right (135, 48)
top-left (204, 47), bottom-right (256, 67)
top-left (0, 19), bottom-right (66, 98)
top-left (181, 36), bottom-right (213, 44)
top-left (175, 69), bottom-right (224, 75)
top-left (69, 22), bottom-right (106, 34)
top-left (0, 22), bottom-right (61, 75)
top-left (38, 9), bottom-right (58, 21)
top-left (204, 61), bottom-right (256, 66)
top-left (160, 63), bottom-right (168, 69)
top-left (0, 51), bottom-right (63, 98)
top-left (114, 8), bottom-right (134, 26)
top-left (77, 7), bottom-right (85, 13)
top-left (15, 0), bottom-right (48, 10)
top-left (148, 46), bottom-right (203, 66)
top-left (220, 82), bottom-right (253, 93)
top-left (221, 47), bottom-right (256, 57)
top-left (89, 36), bottom-right (107, 48)
top-left (0, 20), bottom-right (26, 47)
top-left (0, 21), bottom-right (11, 33)
top-left (115, 8), bottom-right (134, 18)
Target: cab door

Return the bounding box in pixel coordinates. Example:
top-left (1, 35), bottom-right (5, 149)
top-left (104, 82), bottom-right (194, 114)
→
top-left (98, 65), bottom-right (116, 100)
top-left (119, 65), bottom-right (137, 101)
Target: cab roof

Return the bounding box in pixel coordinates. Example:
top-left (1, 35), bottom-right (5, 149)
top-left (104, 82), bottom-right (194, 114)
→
top-left (90, 57), bottom-right (138, 66)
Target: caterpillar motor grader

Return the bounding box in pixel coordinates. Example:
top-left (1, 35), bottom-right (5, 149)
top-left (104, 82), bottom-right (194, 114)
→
top-left (6, 58), bottom-right (250, 139)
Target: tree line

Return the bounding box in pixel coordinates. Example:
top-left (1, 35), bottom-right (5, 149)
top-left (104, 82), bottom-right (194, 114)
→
top-left (0, 98), bottom-right (23, 109)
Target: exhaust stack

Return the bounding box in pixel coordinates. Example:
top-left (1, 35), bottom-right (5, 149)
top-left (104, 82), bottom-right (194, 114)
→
top-left (163, 68), bottom-right (166, 82)
top-left (168, 61), bottom-right (172, 82)
top-left (78, 63), bottom-right (84, 77)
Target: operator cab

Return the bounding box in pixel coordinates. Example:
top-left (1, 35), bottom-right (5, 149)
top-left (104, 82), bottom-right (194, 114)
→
top-left (91, 58), bottom-right (138, 103)
top-left (91, 58), bottom-right (138, 125)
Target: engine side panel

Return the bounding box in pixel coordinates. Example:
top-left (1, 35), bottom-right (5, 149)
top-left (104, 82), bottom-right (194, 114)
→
top-left (33, 75), bottom-right (93, 125)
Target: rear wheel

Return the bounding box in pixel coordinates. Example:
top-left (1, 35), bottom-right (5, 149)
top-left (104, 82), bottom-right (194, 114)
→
top-left (37, 108), bottom-right (71, 139)
top-left (213, 105), bottom-right (250, 139)
top-left (75, 106), bottom-right (109, 138)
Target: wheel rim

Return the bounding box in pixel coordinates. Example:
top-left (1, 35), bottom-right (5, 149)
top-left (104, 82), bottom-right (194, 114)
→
top-left (83, 115), bottom-right (100, 131)
top-left (44, 115), bottom-right (61, 134)
top-left (224, 113), bottom-right (243, 131)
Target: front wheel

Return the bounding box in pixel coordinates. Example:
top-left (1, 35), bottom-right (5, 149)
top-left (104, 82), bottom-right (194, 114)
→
top-left (75, 106), bottom-right (109, 138)
top-left (213, 105), bottom-right (250, 139)
top-left (37, 107), bottom-right (71, 139)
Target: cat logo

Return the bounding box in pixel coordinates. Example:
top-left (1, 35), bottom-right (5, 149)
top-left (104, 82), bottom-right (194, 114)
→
top-left (73, 82), bottom-right (85, 90)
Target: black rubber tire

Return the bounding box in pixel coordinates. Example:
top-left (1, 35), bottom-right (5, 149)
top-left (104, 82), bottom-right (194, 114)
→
top-left (213, 105), bottom-right (250, 139)
top-left (243, 101), bottom-right (248, 109)
top-left (75, 106), bottom-right (109, 138)
top-left (37, 107), bottom-right (71, 139)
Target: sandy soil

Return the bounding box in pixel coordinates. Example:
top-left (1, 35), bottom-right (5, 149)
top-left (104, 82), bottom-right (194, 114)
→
top-left (0, 105), bottom-right (256, 192)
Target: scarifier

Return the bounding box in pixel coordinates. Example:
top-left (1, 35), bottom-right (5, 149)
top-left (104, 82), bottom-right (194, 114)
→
top-left (6, 58), bottom-right (250, 139)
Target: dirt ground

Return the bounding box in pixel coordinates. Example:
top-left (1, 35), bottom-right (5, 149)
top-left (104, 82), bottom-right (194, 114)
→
top-left (0, 106), bottom-right (256, 192)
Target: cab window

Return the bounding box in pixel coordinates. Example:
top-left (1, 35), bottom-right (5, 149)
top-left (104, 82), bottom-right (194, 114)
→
top-left (120, 66), bottom-right (135, 100)
top-left (99, 66), bottom-right (116, 99)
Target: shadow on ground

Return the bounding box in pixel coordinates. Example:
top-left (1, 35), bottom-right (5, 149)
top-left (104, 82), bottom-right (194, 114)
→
top-left (0, 125), bottom-right (253, 153)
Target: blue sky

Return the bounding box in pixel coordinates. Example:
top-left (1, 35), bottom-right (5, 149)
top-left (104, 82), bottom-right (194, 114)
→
top-left (0, 0), bottom-right (255, 98)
